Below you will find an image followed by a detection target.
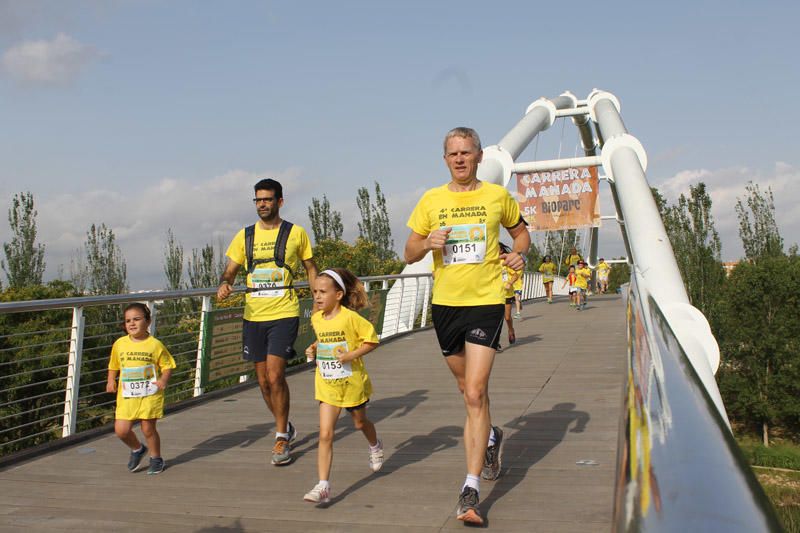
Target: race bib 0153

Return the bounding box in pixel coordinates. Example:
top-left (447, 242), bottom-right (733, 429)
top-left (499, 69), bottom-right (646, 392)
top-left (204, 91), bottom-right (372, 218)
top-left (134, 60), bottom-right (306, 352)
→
top-left (316, 341), bottom-right (353, 380)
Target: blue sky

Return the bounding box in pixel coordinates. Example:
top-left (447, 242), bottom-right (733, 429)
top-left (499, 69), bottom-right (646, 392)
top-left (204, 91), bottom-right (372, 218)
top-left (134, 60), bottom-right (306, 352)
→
top-left (1, 1), bottom-right (798, 289)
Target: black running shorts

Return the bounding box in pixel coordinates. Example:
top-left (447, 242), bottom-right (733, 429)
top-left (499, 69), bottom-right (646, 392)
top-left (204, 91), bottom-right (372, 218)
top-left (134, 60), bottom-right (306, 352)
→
top-left (242, 317), bottom-right (299, 361)
top-left (431, 304), bottom-right (504, 356)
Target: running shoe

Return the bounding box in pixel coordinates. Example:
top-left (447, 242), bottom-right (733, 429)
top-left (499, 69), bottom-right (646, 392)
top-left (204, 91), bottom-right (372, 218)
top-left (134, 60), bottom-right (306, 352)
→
top-left (127, 444), bottom-right (148, 472)
top-left (455, 486), bottom-right (483, 525)
top-left (369, 440), bottom-right (385, 472)
top-left (287, 421), bottom-right (298, 444)
top-left (482, 426), bottom-right (504, 480)
top-left (304, 482), bottom-right (331, 503)
top-left (513, 312), bottom-right (521, 319)
top-left (272, 438), bottom-right (292, 465)
top-left (147, 457), bottom-right (165, 475)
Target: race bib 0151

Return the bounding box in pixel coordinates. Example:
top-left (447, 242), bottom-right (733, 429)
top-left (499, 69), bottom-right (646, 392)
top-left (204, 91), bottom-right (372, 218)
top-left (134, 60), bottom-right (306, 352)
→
top-left (442, 224), bottom-right (487, 265)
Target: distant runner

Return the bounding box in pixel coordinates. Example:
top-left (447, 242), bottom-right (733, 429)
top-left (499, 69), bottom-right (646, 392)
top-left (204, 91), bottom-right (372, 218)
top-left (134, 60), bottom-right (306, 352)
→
top-left (596, 258), bottom-right (611, 294)
top-left (538, 255), bottom-right (556, 303)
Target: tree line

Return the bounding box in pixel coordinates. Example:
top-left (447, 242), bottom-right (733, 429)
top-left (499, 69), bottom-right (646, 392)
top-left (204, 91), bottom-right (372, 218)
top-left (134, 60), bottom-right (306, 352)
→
top-left (652, 182), bottom-right (799, 446)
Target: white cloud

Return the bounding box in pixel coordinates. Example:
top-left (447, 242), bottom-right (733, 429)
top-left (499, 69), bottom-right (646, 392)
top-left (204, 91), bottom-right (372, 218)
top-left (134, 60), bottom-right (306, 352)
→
top-left (651, 163), bottom-right (800, 260)
top-left (2, 33), bottom-right (101, 84)
top-left (15, 168), bottom-right (422, 289)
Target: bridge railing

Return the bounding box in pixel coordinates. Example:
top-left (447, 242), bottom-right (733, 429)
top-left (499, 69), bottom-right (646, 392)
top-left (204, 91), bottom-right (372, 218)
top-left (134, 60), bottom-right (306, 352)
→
top-left (0, 273), bottom-right (435, 458)
top-left (0, 271), bottom-right (556, 459)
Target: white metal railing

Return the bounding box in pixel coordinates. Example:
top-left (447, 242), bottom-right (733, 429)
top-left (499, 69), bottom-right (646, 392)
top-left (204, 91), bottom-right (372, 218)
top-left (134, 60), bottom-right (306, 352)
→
top-left (0, 275), bottom-right (410, 456)
top-left (0, 271), bottom-right (556, 458)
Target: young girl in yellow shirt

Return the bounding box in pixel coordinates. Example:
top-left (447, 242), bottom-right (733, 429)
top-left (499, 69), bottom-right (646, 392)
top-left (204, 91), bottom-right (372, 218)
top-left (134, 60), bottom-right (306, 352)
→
top-left (106, 303), bottom-right (176, 475)
top-left (303, 268), bottom-right (382, 504)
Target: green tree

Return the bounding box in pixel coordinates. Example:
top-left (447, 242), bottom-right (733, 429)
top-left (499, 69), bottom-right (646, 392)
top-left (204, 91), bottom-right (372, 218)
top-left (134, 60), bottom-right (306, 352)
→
top-left (716, 256), bottom-right (800, 445)
top-left (84, 224), bottom-right (128, 295)
top-left (735, 182), bottom-right (784, 262)
top-left (308, 195), bottom-right (343, 243)
top-left (0, 280), bottom-right (79, 454)
top-left (544, 229), bottom-right (581, 275)
top-left (188, 244), bottom-right (222, 289)
top-left (655, 183), bottom-right (725, 318)
top-left (163, 228), bottom-right (184, 290)
top-left (356, 182), bottom-right (395, 261)
top-left (607, 259), bottom-right (631, 293)
top-left (2, 192), bottom-right (46, 288)
top-left (313, 238), bottom-right (403, 277)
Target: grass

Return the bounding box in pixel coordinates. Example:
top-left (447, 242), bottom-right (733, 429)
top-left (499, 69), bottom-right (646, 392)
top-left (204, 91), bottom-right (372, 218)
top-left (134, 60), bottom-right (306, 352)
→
top-left (737, 435), bottom-right (800, 532)
top-left (755, 469), bottom-right (800, 532)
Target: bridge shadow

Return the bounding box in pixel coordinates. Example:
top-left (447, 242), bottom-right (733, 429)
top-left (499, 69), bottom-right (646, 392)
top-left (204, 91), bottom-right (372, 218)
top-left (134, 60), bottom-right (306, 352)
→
top-left (168, 423), bottom-right (273, 467)
top-left (291, 389), bottom-right (429, 462)
top-left (325, 424), bottom-right (462, 507)
top-left (482, 402), bottom-right (590, 517)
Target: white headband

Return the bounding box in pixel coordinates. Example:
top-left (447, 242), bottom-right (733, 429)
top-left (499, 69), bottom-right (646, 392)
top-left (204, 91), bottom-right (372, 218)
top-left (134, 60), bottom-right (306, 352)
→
top-left (321, 270), bottom-right (346, 295)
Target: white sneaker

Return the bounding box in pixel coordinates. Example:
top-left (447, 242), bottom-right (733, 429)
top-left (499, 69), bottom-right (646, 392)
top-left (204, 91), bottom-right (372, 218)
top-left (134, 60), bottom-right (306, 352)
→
top-left (369, 440), bottom-right (384, 472)
top-left (303, 482), bottom-right (331, 503)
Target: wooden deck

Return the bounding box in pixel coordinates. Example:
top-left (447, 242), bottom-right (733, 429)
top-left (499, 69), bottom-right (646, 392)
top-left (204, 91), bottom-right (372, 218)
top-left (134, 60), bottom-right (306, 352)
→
top-left (0, 294), bottom-right (626, 532)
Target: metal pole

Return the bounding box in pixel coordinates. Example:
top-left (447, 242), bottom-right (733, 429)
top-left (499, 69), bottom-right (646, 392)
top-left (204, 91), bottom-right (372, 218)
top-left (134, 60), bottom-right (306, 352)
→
top-left (62, 307), bottom-right (85, 437)
top-left (193, 295), bottom-right (212, 398)
top-left (147, 300), bottom-right (157, 337)
top-left (420, 276), bottom-right (430, 328)
top-left (397, 278), bottom-right (405, 333)
top-left (513, 155), bottom-right (602, 173)
top-left (478, 93), bottom-right (578, 186)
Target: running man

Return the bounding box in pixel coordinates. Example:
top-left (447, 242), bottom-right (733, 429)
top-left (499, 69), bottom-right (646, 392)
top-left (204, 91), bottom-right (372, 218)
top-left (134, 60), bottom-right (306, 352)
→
top-left (564, 247), bottom-right (582, 269)
top-left (574, 260), bottom-right (592, 310)
top-left (404, 127), bottom-right (530, 525)
top-left (596, 258), bottom-right (611, 294)
top-left (217, 178), bottom-right (318, 466)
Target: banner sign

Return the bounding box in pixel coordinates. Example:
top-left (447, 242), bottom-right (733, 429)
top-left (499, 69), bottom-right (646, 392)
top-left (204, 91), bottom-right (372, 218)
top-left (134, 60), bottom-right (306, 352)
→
top-left (515, 166), bottom-right (601, 231)
top-left (200, 290), bottom-right (389, 387)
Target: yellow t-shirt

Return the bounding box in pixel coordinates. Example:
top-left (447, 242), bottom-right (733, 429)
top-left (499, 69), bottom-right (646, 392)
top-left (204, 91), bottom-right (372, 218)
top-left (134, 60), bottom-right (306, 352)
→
top-left (407, 182), bottom-right (523, 306)
top-left (512, 269), bottom-right (523, 291)
top-left (311, 307), bottom-right (379, 408)
top-left (226, 223), bottom-right (313, 321)
top-left (597, 262), bottom-right (611, 280)
top-left (109, 335), bottom-right (176, 421)
top-left (501, 266), bottom-right (522, 298)
top-left (538, 261), bottom-right (556, 283)
top-left (565, 254), bottom-right (582, 267)
top-left (575, 267), bottom-right (592, 289)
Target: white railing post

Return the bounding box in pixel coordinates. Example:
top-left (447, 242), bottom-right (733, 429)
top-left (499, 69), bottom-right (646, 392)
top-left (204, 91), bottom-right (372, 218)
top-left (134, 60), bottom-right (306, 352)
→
top-left (420, 276), bottom-right (430, 327)
top-left (410, 276), bottom-right (419, 329)
top-left (147, 300), bottom-right (157, 337)
top-left (397, 278), bottom-right (405, 333)
top-left (193, 296), bottom-right (212, 397)
top-left (62, 306), bottom-right (85, 437)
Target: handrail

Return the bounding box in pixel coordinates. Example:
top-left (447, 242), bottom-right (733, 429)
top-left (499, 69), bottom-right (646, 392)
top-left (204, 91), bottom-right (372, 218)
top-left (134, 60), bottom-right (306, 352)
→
top-left (617, 275), bottom-right (780, 531)
top-left (0, 273), bottom-right (427, 314)
top-left (0, 272), bottom-right (438, 458)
